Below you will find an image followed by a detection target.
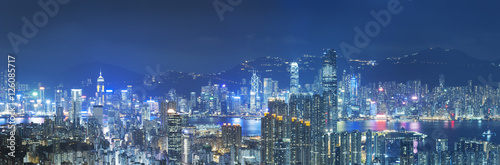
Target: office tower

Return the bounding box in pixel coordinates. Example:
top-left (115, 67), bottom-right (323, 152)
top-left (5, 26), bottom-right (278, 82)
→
top-left (290, 62), bottom-right (299, 94)
top-left (160, 101), bottom-right (168, 134)
top-left (290, 117), bottom-right (311, 165)
top-left (190, 92), bottom-right (196, 113)
top-left (261, 113), bottom-right (288, 165)
top-left (366, 130), bottom-right (373, 165)
top-left (141, 104), bottom-right (150, 127)
top-left (439, 73), bottom-right (445, 88)
top-left (222, 123), bottom-right (242, 164)
top-left (39, 86), bottom-right (45, 114)
top-left (55, 88), bottom-right (64, 125)
top-left (70, 89), bottom-right (82, 128)
top-left (108, 109), bottom-right (116, 134)
top-left (232, 96), bottom-right (241, 115)
top-left (321, 49), bottom-right (338, 134)
top-left (400, 139), bottom-right (414, 165)
top-left (250, 70), bottom-right (259, 113)
top-left (263, 78), bottom-right (274, 112)
top-left (96, 71), bottom-right (105, 105)
top-left (221, 101), bottom-right (228, 115)
top-left (167, 108), bottom-right (182, 165)
top-left (93, 105), bottom-right (103, 125)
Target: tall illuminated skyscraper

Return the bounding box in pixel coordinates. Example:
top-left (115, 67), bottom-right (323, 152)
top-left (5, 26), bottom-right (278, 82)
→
top-left (55, 87), bottom-right (64, 125)
top-left (290, 62), bottom-right (299, 94)
top-left (250, 70), bottom-right (259, 113)
top-left (167, 108), bottom-right (182, 165)
top-left (96, 71), bottom-right (105, 105)
top-left (322, 49), bottom-right (338, 133)
top-left (70, 89), bottom-right (82, 128)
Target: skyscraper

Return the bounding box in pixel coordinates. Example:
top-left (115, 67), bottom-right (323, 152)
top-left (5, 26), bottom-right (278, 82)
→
top-left (55, 88), bottom-right (64, 125)
top-left (70, 89), bottom-right (82, 128)
top-left (290, 62), bottom-right (299, 94)
top-left (321, 49), bottom-right (338, 133)
top-left (322, 49), bottom-right (338, 164)
top-left (167, 108), bottom-right (182, 165)
top-left (261, 113), bottom-right (287, 164)
top-left (96, 71), bottom-right (105, 105)
top-left (400, 139), bottom-right (414, 165)
top-left (250, 70), bottom-right (259, 113)
top-left (366, 130), bottom-right (373, 165)
top-left (290, 118), bottom-right (311, 165)
top-left (222, 123), bottom-right (242, 164)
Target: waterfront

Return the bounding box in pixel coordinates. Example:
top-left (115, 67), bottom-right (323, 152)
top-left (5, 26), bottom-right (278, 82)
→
top-left (2, 116), bottom-right (499, 145)
top-left (188, 117), bottom-right (500, 145)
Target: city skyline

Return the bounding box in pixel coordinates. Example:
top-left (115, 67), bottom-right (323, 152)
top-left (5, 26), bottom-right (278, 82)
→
top-left (1, 1), bottom-right (500, 165)
top-left (1, 1), bottom-right (500, 75)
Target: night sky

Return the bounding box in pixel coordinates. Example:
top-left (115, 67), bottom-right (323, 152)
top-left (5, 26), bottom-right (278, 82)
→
top-left (0, 0), bottom-right (499, 75)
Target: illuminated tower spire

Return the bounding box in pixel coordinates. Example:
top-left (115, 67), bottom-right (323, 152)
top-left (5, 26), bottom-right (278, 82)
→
top-left (290, 62), bottom-right (299, 94)
top-left (97, 70), bottom-right (105, 105)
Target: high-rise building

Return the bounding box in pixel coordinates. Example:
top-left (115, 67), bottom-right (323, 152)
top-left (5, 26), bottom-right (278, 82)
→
top-left (92, 105), bottom-right (103, 125)
top-left (290, 62), bottom-right (299, 94)
top-left (400, 139), bottom-right (414, 165)
top-left (310, 94), bottom-right (326, 165)
top-left (96, 71), bottom-right (105, 105)
top-left (222, 123), bottom-right (242, 164)
top-left (70, 89), bottom-right (82, 128)
top-left (418, 152), bottom-right (428, 165)
top-left (261, 113), bottom-right (288, 165)
top-left (290, 117), bottom-right (311, 165)
top-left (141, 104), bottom-right (150, 127)
top-left (268, 97), bottom-right (288, 117)
top-left (351, 130), bottom-right (362, 164)
top-left (366, 130), bottom-right (373, 165)
top-left (160, 100), bottom-right (168, 135)
top-left (321, 49), bottom-right (338, 133)
top-left (167, 108), bottom-right (182, 165)
top-left (289, 93), bottom-right (312, 119)
top-left (55, 87), bottom-right (64, 125)
top-left (436, 138), bottom-right (448, 164)
top-left (250, 70), bottom-right (260, 113)
top-left (374, 134), bottom-right (386, 164)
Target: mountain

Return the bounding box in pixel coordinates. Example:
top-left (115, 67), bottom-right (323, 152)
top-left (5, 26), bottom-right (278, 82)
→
top-left (16, 48), bottom-right (499, 98)
top-left (354, 48), bottom-right (500, 87)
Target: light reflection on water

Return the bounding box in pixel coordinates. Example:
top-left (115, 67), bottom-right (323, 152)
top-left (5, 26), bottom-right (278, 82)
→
top-left (2, 117), bottom-right (499, 145)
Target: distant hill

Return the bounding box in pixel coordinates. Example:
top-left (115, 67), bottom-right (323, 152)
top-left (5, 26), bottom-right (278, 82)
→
top-left (354, 48), bottom-right (500, 87)
top-left (12, 48), bottom-right (500, 98)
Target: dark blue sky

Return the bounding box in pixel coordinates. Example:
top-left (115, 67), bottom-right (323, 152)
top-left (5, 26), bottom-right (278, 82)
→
top-left (1, 0), bottom-right (499, 74)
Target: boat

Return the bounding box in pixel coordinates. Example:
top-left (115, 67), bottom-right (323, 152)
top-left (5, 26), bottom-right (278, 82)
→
top-left (483, 130), bottom-right (496, 136)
